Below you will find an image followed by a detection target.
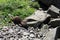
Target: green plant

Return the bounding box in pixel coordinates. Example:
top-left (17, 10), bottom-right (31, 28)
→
top-left (0, 0), bottom-right (40, 26)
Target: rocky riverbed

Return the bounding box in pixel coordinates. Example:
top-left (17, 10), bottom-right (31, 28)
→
top-left (0, 25), bottom-right (57, 40)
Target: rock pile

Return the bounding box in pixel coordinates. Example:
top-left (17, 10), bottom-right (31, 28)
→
top-left (0, 25), bottom-right (49, 40)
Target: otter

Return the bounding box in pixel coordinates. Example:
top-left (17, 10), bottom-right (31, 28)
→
top-left (12, 16), bottom-right (28, 29)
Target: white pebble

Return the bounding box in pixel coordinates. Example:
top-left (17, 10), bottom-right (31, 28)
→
top-left (23, 32), bottom-right (29, 35)
top-left (34, 38), bottom-right (41, 40)
top-left (8, 29), bottom-right (14, 33)
top-left (30, 34), bottom-right (35, 38)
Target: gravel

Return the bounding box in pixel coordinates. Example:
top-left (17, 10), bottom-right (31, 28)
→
top-left (0, 25), bottom-right (55, 40)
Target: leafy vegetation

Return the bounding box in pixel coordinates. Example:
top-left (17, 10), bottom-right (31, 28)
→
top-left (0, 0), bottom-right (40, 26)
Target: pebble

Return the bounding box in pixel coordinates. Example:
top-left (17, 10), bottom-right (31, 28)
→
top-left (30, 34), bottom-right (35, 38)
top-left (0, 25), bottom-right (50, 40)
top-left (34, 38), bottom-right (41, 40)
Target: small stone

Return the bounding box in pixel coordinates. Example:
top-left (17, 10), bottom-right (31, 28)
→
top-left (23, 32), bottom-right (29, 35)
top-left (8, 29), bottom-right (14, 33)
top-left (18, 39), bottom-right (21, 40)
top-left (21, 38), bottom-right (28, 40)
top-left (34, 38), bottom-right (41, 40)
top-left (30, 30), bottom-right (34, 33)
top-left (2, 32), bottom-right (6, 35)
top-left (2, 26), bottom-right (9, 31)
top-left (10, 37), bottom-right (14, 40)
top-left (30, 34), bottom-right (35, 38)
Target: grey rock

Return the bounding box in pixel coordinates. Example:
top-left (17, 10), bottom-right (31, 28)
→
top-left (48, 18), bottom-right (60, 28)
top-left (43, 28), bottom-right (57, 40)
top-left (47, 5), bottom-right (60, 18)
top-left (25, 10), bottom-right (50, 22)
top-left (55, 27), bottom-right (60, 40)
top-left (30, 34), bottom-right (35, 38)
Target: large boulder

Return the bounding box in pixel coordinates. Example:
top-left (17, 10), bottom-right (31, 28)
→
top-left (23, 10), bottom-right (51, 28)
top-left (24, 10), bottom-right (50, 28)
top-left (48, 18), bottom-right (60, 28)
top-left (43, 28), bottom-right (57, 40)
top-left (55, 27), bottom-right (60, 40)
top-left (47, 5), bottom-right (60, 18)
top-left (25, 10), bottom-right (50, 23)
